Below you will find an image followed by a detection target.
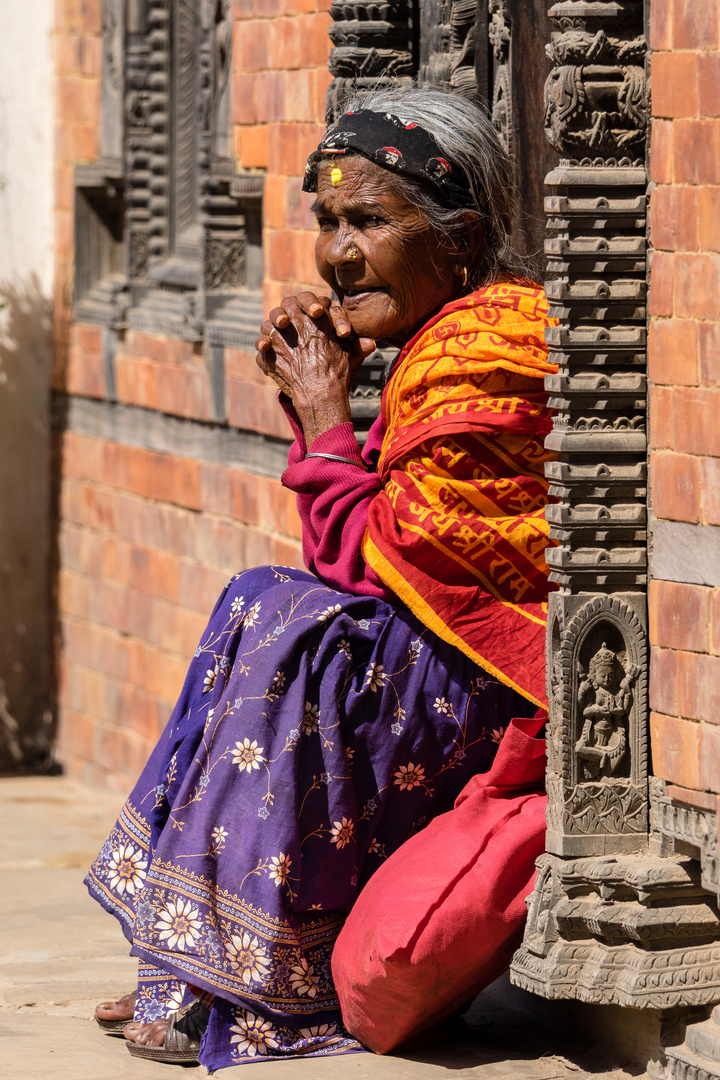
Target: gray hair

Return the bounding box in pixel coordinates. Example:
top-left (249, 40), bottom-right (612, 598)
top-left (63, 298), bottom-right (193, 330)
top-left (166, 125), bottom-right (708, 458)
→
top-left (335, 84), bottom-right (530, 288)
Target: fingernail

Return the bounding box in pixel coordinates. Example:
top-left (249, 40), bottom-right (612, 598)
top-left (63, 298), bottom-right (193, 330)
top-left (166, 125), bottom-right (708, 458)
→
top-left (338, 323), bottom-right (351, 335)
top-left (310, 305), bottom-right (322, 316)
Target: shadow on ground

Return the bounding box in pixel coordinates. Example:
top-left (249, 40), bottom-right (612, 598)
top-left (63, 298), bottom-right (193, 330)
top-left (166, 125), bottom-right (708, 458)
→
top-left (0, 776), bottom-right (646, 1079)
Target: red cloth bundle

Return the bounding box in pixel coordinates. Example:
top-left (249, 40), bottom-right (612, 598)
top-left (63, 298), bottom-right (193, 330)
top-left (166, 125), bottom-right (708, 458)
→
top-left (331, 711), bottom-right (548, 1054)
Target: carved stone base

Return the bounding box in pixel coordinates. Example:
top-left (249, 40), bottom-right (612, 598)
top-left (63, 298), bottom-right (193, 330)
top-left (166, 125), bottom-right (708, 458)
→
top-left (666, 1007), bottom-right (720, 1080)
top-left (510, 853), bottom-right (720, 1009)
top-left (546, 591), bottom-right (649, 857)
top-left (652, 779), bottom-right (720, 901)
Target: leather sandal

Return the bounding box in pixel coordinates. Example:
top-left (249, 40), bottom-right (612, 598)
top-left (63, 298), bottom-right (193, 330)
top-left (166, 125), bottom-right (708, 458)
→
top-left (125, 999), bottom-right (210, 1063)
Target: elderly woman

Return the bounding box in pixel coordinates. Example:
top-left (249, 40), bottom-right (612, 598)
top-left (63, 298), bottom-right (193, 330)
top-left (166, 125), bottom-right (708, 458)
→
top-left (88, 85), bottom-right (556, 1069)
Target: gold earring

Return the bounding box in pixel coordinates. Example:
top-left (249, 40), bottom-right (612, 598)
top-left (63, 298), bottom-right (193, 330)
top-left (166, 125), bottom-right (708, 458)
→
top-left (461, 266), bottom-right (469, 288)
top-left (346, 245), bottom-right (360, 261)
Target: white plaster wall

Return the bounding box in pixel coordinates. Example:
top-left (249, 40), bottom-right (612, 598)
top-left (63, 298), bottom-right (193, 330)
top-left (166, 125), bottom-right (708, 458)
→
top-left (0, 0), bottom-right (55, 768)
top-left (0, 0), bottom-right (55, 291)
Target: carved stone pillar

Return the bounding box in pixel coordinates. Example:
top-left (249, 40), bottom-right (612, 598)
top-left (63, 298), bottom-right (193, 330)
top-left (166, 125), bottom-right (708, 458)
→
top-left (510, 0), bottom-right (720, 1013)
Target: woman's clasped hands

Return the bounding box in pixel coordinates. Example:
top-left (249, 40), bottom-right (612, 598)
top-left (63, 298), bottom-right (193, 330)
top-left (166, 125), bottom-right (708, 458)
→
top-left (255, 291), bottom-right (376, 445)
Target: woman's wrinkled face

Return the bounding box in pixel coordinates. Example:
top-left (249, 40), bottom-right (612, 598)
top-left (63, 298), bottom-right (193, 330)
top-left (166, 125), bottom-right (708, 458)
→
top-left (313, 157), bottom-right (458, 347)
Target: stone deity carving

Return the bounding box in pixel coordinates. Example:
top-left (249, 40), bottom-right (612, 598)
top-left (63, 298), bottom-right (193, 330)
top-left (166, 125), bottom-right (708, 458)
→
top-left (575, 643), bottom-right (638, 779)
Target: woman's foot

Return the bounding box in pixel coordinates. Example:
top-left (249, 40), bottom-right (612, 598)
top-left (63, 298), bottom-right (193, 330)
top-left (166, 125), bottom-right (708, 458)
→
top-left (123, 1018), bottom-right (169, 1048)
top-left (94, 989), bottom-right (136, 1023)
top-left (123, 1000), bottom-right (210, 1063)
top-left (94, 990), bottom-right (137, 1033)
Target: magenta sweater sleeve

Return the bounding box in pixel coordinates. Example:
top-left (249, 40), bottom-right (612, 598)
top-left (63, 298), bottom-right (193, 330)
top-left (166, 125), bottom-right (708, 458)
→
top-left (280, 401), bottom-right (392, 599)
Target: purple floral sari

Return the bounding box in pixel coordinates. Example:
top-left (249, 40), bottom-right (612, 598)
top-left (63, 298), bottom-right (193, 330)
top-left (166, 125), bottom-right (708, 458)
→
top-left (86, 565), bottom-right (536, 1069)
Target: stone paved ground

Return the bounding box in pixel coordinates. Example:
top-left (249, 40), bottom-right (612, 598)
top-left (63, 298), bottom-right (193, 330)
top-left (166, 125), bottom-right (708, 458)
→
top-left (0, 775), bottom-right (645, 1080)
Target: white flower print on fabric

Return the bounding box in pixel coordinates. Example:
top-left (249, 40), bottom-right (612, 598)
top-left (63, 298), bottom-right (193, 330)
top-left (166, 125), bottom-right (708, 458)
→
top-left (226, 933), bottom-right (271, 986)
top-left (410, 638), bottom-right (424, 653)
top-left (243, 601), bottom-right (261, 629)
top-left (299, 1022), bottom-right (338, 1039)
top-left (268, 852), bottom-right (291, 888)
top-left (329, 817), bottom-right (355, 849)
top-left (338, 639), bottom-right (351, 657)
top-left (434, 696), bottom-right (451, 714)
top-left (391, 721), bottom-right (404, 736)
top-left (230, 596), bottom-right (245, 617)
top-left (357, 619), bottom-right (371, 630)
top-left (231, 738), bottom-right (265, 773)
top-left (155, 898), bottom-right (203, 950)
top-left (211, 825), bottom-right (228, 849)
top-left (289, 957), bottom-right (320, 998)
top-left (258, 807), bottom-right (270, 820)
top-left (302, 702), bottom-right (320, 735)
top-left (230, 1010), bottom-right (279, 1058)
top-left (203, 666), bottom-right (218, 693)
top-left (394, 762), bottom-right (426, 791)
top-left (106, 842), bottom-right (147, 897)
top-left (364, 661), bottom-right (387, 692)
top-left (272, 670), bottom-right (286, 690)
top-left (317, 603), bottom-right (342, 622)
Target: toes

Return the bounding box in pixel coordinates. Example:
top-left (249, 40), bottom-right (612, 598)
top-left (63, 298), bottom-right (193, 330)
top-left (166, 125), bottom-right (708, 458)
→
top-left (95, 990), bottom-right (136, 1020)
top-left (124, 1019), bottom-right (168, 1047)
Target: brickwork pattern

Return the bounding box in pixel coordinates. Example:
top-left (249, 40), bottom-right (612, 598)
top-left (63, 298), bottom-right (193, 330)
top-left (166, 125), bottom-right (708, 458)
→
top-left (648, 0), bottom-right (720, 797)
top-left (57, 426), bottom-right (302, 787)
top-left (231, 0), bottom-right (333, 311)
top-left (53, 2), bottom-right (102, 388)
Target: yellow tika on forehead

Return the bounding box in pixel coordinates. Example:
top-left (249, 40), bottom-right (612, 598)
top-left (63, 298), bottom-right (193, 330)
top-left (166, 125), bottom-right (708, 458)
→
top-left (331, 166), bottom-right (343, 186)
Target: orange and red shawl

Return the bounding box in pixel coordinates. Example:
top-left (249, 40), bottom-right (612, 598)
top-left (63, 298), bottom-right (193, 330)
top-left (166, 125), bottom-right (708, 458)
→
top-left (363, 281), bottom-right (558, 708)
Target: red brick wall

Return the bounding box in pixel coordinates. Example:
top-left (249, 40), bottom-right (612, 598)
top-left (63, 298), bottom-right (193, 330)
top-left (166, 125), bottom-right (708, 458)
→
top-left (54, 2), bottom-right (102, 388)
top-left (231, 0), bottom-right (332, 311)
top-left (57, 428), bottom-right (301, 789)
top-left (53, 1), bottom-right (329, 788)
top-left (648, 0), bottom-right (720, 803)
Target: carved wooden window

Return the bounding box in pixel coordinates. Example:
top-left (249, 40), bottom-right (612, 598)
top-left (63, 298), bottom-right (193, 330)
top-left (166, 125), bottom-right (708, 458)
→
top-left (169, 0), bottom-right (201, 263)
top-left (74, 0), bottom-right (265, 358)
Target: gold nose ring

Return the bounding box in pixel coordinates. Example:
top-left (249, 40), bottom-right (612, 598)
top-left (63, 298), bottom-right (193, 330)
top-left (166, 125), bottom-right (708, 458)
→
top-left (346, 246), bottom-right (360, 261)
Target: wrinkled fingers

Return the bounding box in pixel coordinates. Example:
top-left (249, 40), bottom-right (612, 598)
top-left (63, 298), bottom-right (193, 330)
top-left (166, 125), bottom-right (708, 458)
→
top-left (283, 292), bottom-right (353, 340)
top-left (255, 319), bottom-right (283, 354)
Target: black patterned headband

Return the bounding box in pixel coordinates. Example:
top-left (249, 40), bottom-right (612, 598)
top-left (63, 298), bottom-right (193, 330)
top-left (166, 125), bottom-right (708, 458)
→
top-left (302, 108), bottom-right (476, 211)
